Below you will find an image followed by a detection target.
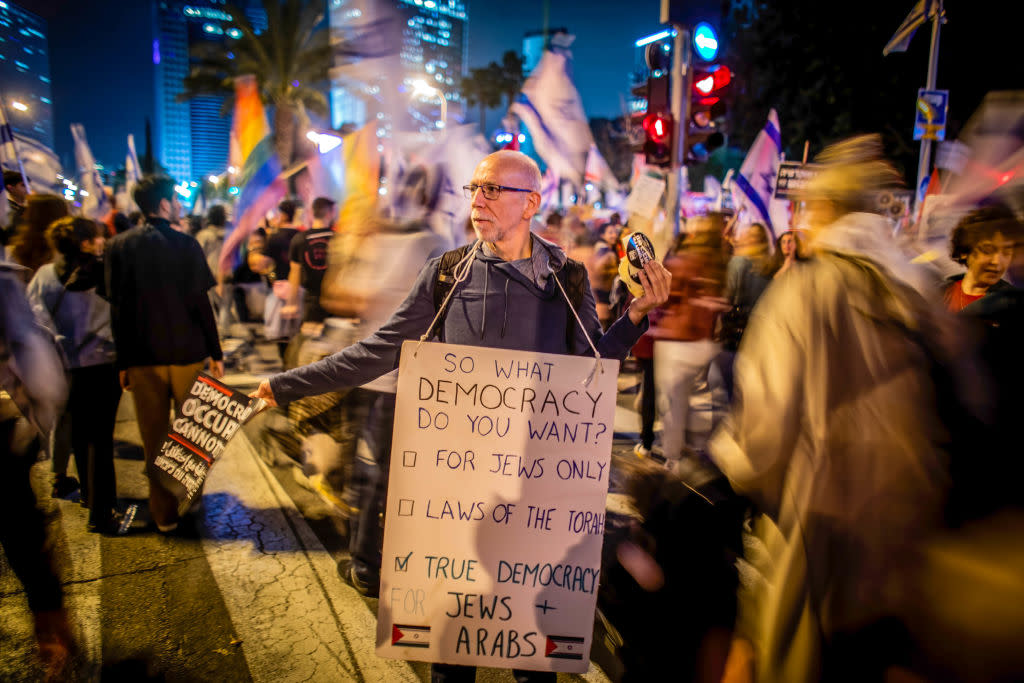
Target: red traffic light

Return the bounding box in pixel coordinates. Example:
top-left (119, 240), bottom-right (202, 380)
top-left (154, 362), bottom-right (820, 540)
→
top-left (642, 112), bottom-right (672, 144)
top-left (693, 65), bottom-right (731, 97)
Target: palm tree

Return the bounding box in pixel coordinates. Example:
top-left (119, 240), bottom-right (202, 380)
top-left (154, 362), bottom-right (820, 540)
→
top-left (497, 50), bottom-right (524, 111)
top-left (178, 0), bottom-right (332, 171)
top-left (460, 64), bottom-right (503, 134)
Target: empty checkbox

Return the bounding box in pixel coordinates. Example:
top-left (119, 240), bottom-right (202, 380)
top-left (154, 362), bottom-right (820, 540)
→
top-left (403, 451), bottom-right (417, 467)
top-left (398, 499), bottom-right (415, 516)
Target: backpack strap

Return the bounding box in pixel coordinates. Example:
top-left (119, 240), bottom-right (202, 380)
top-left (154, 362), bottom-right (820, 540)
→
top-left (431, 244), bottom-right (473, 339)
top-left (431, 247), bottom-right (589, 352)
top-left (556, 258), bottom-right (588, 354)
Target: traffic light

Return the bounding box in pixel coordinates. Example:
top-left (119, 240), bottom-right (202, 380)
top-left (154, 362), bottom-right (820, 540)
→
top-left (642, 111), bottom-right (674, 167)
top-left (686, 64), bottom-right (730, 164)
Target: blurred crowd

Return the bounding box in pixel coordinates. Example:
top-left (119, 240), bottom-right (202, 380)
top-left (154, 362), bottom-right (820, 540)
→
top-left (2, 125), bottom-right (1024, 682)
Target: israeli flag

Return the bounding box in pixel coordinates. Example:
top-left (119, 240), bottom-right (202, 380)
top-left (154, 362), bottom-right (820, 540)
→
top-left (733, 109), bottom-right (783, 238)
top-left (0, 99), bottom-right (32, 217)
top-left (510, 42), bottom-right (593, 186)
top-left (124, 134), bottom-right (142, 212)
top-left (71, 123), bottom-right (111, 220)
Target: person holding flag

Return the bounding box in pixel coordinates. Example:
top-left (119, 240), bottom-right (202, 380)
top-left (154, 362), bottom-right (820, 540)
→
top-left (217, 75), bottom-right (287, 280)
top-left (70, 124), bottom-right (111, 221)
top-left (732, 109), bottom-right (789, 241)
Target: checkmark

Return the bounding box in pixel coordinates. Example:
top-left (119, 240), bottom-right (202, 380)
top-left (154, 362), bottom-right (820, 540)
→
top-left (395, 551), bottom-right (412, 572)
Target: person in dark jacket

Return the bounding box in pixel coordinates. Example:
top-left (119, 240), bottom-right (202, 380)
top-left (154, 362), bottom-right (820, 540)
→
top-left (105, 175), bottom-right (223, 534)
top-left (251, 150), bottom-right (671, 683)
top-left (943, 205), bottom-right (1024, 522)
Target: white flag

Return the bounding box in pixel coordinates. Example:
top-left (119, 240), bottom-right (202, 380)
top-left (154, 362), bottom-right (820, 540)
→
top-left (510, 44), bottom-right (593, 186)
top-left (71, 123), bottom-right (110, 220)
top-left (124, 134), bottom-right (142, 212)
top-left (1, 100), bottom-right (31, 228)
top-left (584, 143), bottom-right (617, 190)
top-left (15, 134), bottom-right (61, 194)
top-left (733, 109), bottom-right (785, 238)
top-left (539, 167), bottom-right (559, 212)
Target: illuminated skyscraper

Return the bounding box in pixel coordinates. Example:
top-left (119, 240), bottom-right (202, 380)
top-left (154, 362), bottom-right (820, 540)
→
top-left (153, 0), bottom-right (266, 184)
top-left (0, 1), bottom-right (54, 149)
top-left (328, 0), bottom-right (467, 131)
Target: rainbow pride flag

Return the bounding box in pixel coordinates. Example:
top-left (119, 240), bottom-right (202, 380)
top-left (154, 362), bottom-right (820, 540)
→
top-left (218, 75), bottom-right (286, 275)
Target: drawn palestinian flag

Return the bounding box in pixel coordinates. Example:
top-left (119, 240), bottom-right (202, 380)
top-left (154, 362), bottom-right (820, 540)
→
top-left (392, 624), bottom-right (431, 648)
top-left (545, 635), bottom-right (585, 660)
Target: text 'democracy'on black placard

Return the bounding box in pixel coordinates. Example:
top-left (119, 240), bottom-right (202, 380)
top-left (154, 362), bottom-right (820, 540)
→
top-left (153, 372), bottom-right (265, 516)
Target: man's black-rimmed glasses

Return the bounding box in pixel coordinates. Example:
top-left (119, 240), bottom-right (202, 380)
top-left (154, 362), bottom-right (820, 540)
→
top-left (462, 183), bottom-right (534, 200)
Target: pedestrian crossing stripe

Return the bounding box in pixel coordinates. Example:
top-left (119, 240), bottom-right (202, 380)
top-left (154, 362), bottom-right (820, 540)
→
top-left (545, 635), bottom-right (585, 660)
top-left (392, 624), bottom-right (431, 648)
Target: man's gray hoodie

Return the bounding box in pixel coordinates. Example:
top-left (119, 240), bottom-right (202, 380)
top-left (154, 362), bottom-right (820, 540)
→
top-left (271, 235), bottom-right (647, 403)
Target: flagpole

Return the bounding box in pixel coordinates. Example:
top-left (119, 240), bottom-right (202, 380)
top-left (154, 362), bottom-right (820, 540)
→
top-left (915, 2), bottom-right (942, 206)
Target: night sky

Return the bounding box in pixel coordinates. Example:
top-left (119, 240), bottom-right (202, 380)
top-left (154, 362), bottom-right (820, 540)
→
top-left (16, 0), bottom-right (1024, 174)
top-left (22, 0), bottom-right (664, 170)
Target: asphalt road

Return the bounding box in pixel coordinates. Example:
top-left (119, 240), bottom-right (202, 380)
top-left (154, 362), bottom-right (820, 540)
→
top-left (0, 352), bottom-right (651, 682)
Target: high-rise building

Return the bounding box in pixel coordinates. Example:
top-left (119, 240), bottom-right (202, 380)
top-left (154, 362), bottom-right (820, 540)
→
top-left (0, 1), bottom-right (54, 149)
top-left (153, 0), bottom-right (266, 184)
top-left (328, 0), bottom-right (467, 132)
top-left (522, 27), bottom-right (569, 77)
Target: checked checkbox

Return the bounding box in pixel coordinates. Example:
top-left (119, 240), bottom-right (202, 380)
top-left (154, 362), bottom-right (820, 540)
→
top-left (398, 499), bottom-right (415, 516)
top-left (395, 551), bottom-right (412, 572)
top-left (402, 451), bottom-right (417, 467)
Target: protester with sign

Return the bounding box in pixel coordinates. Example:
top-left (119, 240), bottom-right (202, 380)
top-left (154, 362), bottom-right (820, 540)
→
top-left (252, 151), bottom-right (670, 680)
top-left (106, 174), bottom-right (224, 534)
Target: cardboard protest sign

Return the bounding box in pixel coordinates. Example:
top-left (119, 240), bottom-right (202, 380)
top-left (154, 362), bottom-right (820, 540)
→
top-left (625, 173), bottom-right (666, 220)
top-left (376, 341), bottom-right (619, 672)
top-left (153, 372), bottom-right (266, 516)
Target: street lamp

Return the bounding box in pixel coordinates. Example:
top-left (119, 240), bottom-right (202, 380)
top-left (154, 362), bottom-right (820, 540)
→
top-left (412, 79), bottom-right (447, 131)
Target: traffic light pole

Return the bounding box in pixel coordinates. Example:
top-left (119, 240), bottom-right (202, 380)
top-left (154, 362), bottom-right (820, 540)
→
top-left (665, 25), bottom-right (690, 239)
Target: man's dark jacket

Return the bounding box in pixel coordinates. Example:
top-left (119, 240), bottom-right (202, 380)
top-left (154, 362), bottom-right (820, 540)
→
top-left (105, 217), bottom-right (222, 369)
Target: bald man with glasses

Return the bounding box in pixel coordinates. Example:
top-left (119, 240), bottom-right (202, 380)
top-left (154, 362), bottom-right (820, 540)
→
top-left (252, 151), bottom-right (669, 678)
top-left (254, 150), bottom-right (669, 403)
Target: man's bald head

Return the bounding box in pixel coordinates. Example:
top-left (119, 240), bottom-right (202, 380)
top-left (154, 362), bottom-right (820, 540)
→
top-left (479, 150), bottom-right (542, 192)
